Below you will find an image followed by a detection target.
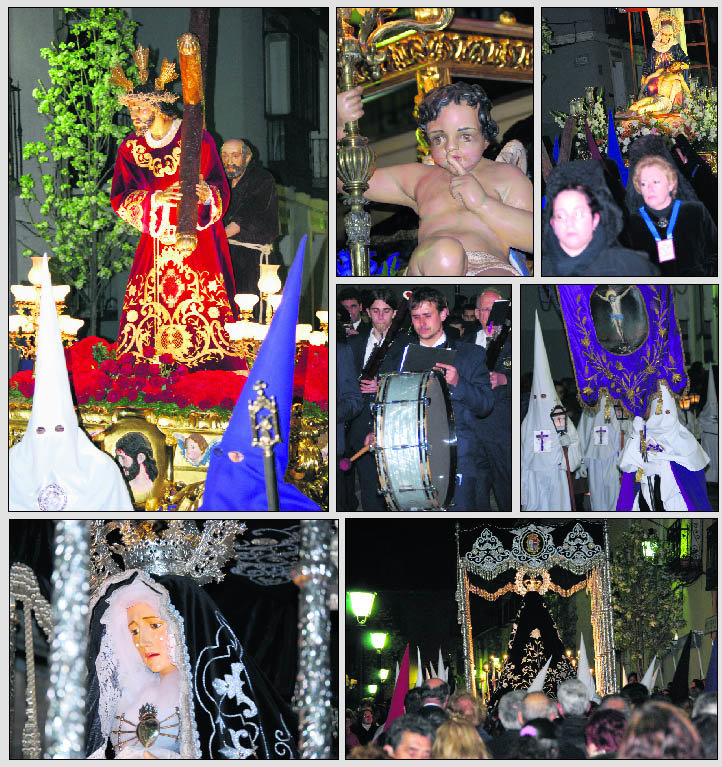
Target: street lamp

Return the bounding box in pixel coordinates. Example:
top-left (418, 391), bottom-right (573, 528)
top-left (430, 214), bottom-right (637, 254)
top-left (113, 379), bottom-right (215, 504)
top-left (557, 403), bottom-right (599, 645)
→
top-left (367, 684), bottom-right (378, 695)
top-left (348, 591), bottom-right (376, 624)
top-left (379, 668), bottom-right (390, 681)
top-left (369, 631), bottom-right (387, 652)
top-left (614, 403), bottom-right (629, 450)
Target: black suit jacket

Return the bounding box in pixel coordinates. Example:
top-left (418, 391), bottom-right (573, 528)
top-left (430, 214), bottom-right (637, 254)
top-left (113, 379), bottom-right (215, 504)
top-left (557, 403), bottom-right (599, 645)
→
top-left (337, 343), bottom-right (364, 456)
top-left (346, 332), bottom-right (409, 453)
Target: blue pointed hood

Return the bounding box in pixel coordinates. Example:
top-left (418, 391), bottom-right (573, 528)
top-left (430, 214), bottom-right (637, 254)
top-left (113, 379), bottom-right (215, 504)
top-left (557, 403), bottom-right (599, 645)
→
top-left (200, 237), bottom-right (322, 511)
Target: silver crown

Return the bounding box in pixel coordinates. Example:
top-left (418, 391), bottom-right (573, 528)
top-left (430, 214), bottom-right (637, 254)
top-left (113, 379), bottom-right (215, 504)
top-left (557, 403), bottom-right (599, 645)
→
top-left (90, 520), bottom-right (246, 593)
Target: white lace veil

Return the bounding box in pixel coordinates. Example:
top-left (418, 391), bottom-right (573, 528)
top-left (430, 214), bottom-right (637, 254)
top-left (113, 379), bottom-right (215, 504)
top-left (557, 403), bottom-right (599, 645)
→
top-left (89, 570), bottom-right (199, 758)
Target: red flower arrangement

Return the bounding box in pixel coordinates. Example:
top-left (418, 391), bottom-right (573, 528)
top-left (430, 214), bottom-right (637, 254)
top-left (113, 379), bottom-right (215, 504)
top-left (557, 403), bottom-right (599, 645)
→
top-left (11, 338), bottom-right (330, 416)
top-left (294, 344), bottom-right (329, 410)
top-left (11, 340), bottom-right (248, 416)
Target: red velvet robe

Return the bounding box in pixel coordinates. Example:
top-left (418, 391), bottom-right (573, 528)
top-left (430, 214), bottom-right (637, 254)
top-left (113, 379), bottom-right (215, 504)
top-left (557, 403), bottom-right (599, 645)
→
top-left (111, 119), bottom-right (243, 370)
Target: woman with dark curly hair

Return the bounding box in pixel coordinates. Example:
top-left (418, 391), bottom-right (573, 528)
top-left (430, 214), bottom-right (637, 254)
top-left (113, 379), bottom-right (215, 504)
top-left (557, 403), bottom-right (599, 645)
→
top-left (616, 701), bottom-right (704, 759)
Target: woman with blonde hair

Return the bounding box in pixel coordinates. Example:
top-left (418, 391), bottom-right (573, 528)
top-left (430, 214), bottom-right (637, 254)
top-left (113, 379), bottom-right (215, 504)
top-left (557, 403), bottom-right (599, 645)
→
top-left (624, 136), bottom-right (716, 277)
top-left (431, 717), bottom-right (490, 759)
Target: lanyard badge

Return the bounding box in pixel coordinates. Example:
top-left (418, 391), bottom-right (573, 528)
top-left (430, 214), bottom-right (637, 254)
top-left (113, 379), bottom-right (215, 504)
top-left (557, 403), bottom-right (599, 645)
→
top-left (639, 200), bottom-right (681, 264)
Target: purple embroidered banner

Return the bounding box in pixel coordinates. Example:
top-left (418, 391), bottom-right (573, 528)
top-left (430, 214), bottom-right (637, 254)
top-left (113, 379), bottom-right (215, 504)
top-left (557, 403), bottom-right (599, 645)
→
top-left (558, 285), bottom-right (687, 417)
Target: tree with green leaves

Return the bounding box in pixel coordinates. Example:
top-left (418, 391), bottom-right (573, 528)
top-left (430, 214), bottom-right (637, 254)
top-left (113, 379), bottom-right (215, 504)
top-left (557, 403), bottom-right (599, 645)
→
top-left (610, 521), bottom-right (684, 678)
top-left (19, 7), bottom-right (139, 337)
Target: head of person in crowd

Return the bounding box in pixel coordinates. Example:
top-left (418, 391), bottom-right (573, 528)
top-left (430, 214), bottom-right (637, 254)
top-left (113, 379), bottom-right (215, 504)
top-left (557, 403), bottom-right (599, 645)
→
top-left (431, 717), bottom-right (490, 759)
top-left (409, 288), bottom-right (448, 347)
top-left (345, 708), bottom-right (357, 731)
top-left (475, 289), bottom-right (503, 336)
top-left (510, 718), bottom-right (560, 759)
top-left (599, 693), bottom-right (632, 718)
top-left (691, 713), bottom-right (717, 759)
top-left (337, 303), bottom-right (352, 342)
top-left (462, 301), bottom-right (477, 324)
top-left (404, 686), bottom-right (424, 715)
top-left (382, 713), bottom-right (435, 759)
top-left (691, 691), bottom-right (716, 719)
top-left (633, 154), bottom-right (678, 212)
top-left (628, 672), bottom-right (639, 684)
top-left (622, 681), bottom-right (651, 708)
top-left (220, 138), bottom-right (253, 182)
top-left (617, 700), bottom-right (704, 759)
top-left (549, 183), bottom-right (601, 257)
top-left (420, 678), bottom-right (450, 708)
top-left (520, 691), bottom-right (558, 725)
top-left (584, 707), bottom-right (627, 758)
top-left (358, 705), bottom-right (375, 729)
top-left (557, 677), bottom-right (592, 718)
top-left (543, 159), bottom-right (643, 273)
top-left (625, 134), bottom-right (698, 211)
top-left (348, 742), bottom-right (391, 759)
top-left (339, 287), bottom-right (363, 327)
top-left (365, 288), bottom-right (398, 339)
top-left (447, 688), bottom-right (486, 728)
top-left (498, 689), bottom-right (525, 732)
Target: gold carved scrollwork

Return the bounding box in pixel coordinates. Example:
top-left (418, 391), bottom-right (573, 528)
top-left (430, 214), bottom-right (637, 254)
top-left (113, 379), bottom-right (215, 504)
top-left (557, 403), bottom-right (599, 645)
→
top-left (358, 31), bottom-right (532, 83)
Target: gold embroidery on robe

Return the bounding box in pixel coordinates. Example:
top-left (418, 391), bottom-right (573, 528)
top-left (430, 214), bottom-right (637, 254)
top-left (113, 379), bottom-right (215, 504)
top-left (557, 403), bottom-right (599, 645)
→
top-left (117, 243), bottom-right (238, 367)
top-left (117, 190), bottom-right (148, 231)
top-left (127, 140), bottom-right (182, 178)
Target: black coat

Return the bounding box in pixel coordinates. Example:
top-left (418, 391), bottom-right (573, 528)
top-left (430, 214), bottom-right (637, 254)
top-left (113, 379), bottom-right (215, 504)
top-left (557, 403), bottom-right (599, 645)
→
top-left (542, 159), bottom-right (659, 277)
top-left (625, 200), bottom-right (717, 277)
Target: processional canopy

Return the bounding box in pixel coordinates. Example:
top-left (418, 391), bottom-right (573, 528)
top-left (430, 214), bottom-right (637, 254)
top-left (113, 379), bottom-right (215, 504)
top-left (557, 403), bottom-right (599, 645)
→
top-left (458, 521), bottom-right (607, 599)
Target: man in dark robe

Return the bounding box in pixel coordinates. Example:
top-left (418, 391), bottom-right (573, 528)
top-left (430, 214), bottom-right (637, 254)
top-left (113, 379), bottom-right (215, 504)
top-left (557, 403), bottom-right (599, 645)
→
top-left (220, 139), bottom-right (280, 306)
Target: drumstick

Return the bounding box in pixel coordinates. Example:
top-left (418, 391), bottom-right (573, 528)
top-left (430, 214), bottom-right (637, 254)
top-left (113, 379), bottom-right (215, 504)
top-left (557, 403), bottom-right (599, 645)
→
top-left (339, 444), bottom-right (370, 471)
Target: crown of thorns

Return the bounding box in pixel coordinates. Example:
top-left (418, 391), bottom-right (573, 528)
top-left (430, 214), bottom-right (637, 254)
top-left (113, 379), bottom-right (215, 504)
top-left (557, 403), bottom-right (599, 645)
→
top-left (110, 43), bottom-right (179, 107)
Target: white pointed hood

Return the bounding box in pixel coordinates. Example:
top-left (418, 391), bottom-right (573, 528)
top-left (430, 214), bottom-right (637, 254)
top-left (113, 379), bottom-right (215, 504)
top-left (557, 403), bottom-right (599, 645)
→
top-left (437, 648), bottom-right (447, 683)
top-left (521, 313), bottom-right (581, 510)
top-left (640, 655), bottom-right (657, 693)
top-left (9, 257), bottom-right (133, 510)
top-left (521, 313), bottom-right (580, 471)
top-left (415, 647), bottom-right (423, 688)
top-left (577, 633), bottom-right (597, 700)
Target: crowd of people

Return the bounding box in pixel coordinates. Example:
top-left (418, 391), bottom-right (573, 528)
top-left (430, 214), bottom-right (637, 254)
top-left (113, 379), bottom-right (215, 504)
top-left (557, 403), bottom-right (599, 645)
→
top-left (346, 677), bottom-right (716, 759)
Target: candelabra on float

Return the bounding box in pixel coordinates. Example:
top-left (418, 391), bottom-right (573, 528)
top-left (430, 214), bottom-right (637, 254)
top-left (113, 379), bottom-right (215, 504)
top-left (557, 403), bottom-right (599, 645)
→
top-left (9, 255), bottom-right (84, 358)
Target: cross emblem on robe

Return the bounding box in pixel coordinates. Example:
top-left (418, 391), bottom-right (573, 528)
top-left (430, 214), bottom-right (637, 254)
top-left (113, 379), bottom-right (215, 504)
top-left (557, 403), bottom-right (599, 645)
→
top-left (534, 430), bottom-right (549, 452)
top-left (594, 426), bottom-right (608, 445)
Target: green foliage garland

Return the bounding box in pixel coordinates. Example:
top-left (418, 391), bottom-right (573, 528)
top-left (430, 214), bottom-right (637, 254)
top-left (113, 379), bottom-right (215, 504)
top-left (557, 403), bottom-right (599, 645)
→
top-left (19, 7), bottom-right (139, 336)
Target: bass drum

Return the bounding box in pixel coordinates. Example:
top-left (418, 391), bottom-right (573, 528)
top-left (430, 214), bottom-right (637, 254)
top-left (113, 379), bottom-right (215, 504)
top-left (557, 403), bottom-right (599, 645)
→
top-left (374, 370), bottom-right (457, 511)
